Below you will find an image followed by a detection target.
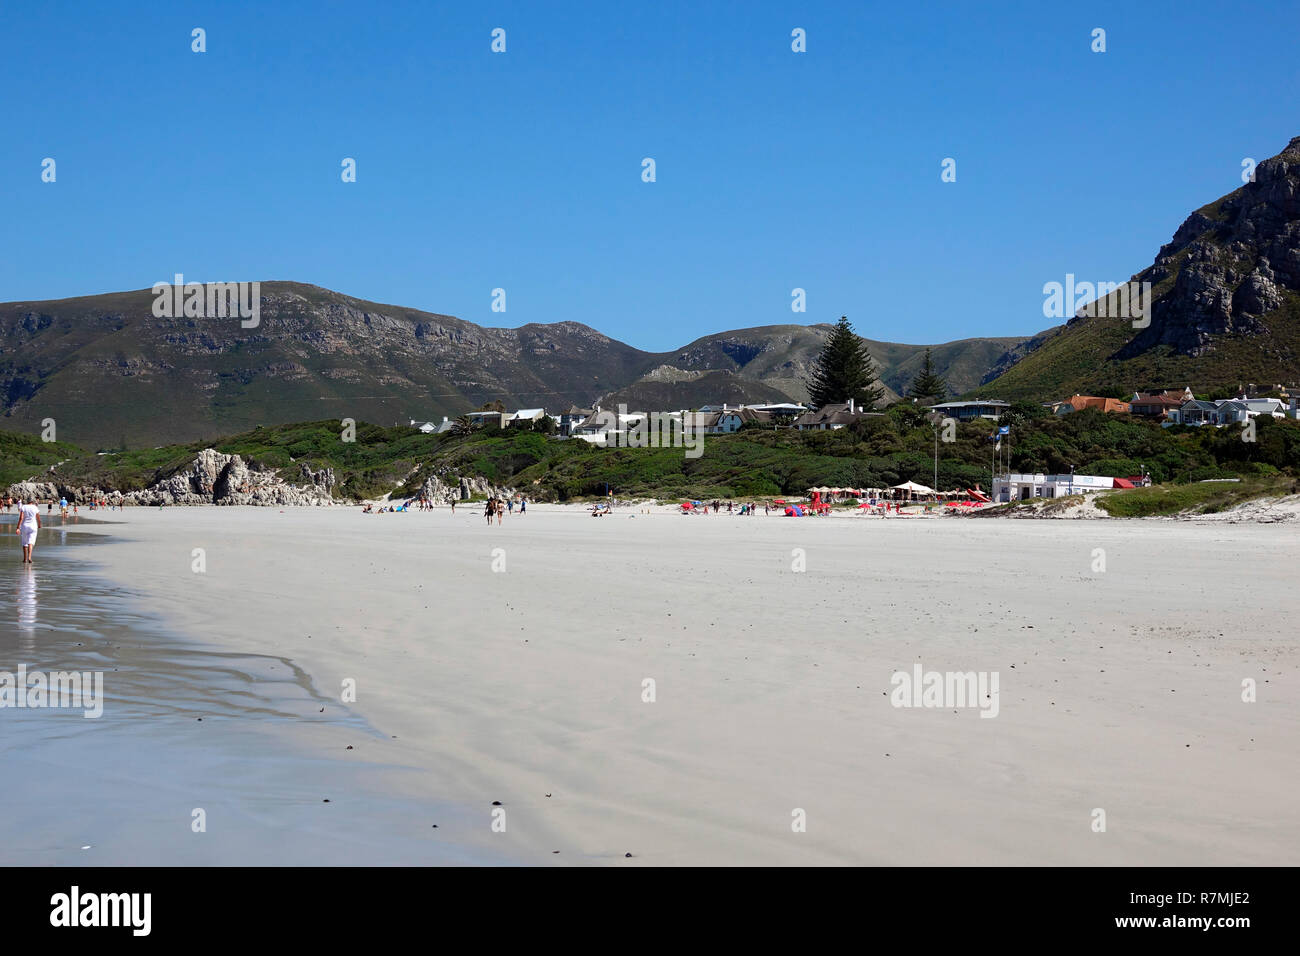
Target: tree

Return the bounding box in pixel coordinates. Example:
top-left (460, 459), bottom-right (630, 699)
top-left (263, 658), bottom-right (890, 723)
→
top-left (907, 347), bottom-right (948, 401)
top-left (806, 316), bottom-right (884, 409)
top-left (451, 415), bottom-right (475, 436)
top-left (533, 415), bottom-right (557, 435)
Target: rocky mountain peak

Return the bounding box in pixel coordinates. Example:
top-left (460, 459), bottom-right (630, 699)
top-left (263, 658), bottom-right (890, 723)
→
top-left (1120, 134), bottom-right (1300, 359)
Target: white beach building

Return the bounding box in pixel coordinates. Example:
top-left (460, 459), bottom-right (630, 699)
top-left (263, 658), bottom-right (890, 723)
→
top-left (993, 472), bottom-right (1115, 503)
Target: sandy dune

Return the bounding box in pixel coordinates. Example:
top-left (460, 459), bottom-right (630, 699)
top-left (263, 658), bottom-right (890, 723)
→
top-left (16, 504), bottom-right (1299, 865)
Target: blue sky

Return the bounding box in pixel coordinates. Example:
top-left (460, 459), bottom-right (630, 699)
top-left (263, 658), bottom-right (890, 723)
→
top-left (2, 0), bottom-right (1297, 350)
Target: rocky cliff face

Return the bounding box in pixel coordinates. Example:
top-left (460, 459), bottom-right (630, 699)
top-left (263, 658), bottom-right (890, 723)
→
top-left (972, 134), bottom-right (1300, 400)
top-left (1119, 136), bottom-right (1300, 358)
top-left (417, 472), bottom-right (508, 503)
top-left (0, 283), bottom-right (653, 450)
top-left (5, 450), bottom-right (517, 507)
top-left (6, 449), bottom-right (338, 506)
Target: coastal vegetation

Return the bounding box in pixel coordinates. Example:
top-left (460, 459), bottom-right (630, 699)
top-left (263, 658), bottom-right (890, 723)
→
top-left (6, 404), bottom-right (1300, 504)
top-left (1094, 475), bottom-right (1298, 518)
top-left (0, 430), bottom-right (84, 487)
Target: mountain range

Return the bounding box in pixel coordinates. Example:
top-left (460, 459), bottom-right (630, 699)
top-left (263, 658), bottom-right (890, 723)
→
top-left (0, 283), bottom-right (1032, 449)
top-left (3, 135), bottom-right (1299, 450)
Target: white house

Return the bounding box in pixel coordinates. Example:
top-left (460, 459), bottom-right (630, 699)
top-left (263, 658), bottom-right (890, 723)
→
top-left (927, 400), bottom-right (1010, 421)
top-left (508, 408), bottom-right (547, 427)
top-left (1168, 397), bottom-right (1287, 426)
top-left (747, 402), bottom-right (808, 417)
top-left (715, 407), bottom-right (771, 432)
top-left (993, 472), bottom-right (1115, 503)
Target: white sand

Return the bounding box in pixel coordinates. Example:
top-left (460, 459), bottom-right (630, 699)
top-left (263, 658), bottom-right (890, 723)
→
top-left (51, 505), bottom-right (1300, 864)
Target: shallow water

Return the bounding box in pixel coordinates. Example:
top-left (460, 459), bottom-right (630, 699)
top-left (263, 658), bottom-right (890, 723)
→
top-left (0, 516), bottom-right (511, 865)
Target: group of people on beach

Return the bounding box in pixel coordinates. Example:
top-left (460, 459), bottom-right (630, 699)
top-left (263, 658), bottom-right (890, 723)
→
top-left (360, 496), bottom-right (526, 524)
top-left (484, 496), bottom-right (524, 524)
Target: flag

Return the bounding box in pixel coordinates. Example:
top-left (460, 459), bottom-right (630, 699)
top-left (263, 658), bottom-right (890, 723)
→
top-left (998, 425), bottom-right (1010, 436)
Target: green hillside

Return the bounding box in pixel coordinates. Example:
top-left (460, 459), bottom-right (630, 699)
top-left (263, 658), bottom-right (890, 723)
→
top-left (13, 404), bottom-right (1300, 502)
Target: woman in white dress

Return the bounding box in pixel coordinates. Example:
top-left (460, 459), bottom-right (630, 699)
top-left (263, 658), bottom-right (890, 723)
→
top-left (15, 497), bottom-right (41, 564)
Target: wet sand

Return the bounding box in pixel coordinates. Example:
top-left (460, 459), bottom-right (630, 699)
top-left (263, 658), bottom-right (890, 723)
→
top-left (0, 516), bottom-right (513, 865)
top-left (4, 506), bottom-right (1298, 865)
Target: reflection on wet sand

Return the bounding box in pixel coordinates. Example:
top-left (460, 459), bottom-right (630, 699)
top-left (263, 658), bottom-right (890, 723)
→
top-left (1, 517), bottom-right (504, 865)
top-left (16, 566), bottom-right (36, 640)
top-left (2, 516), bottom-right (369, 726)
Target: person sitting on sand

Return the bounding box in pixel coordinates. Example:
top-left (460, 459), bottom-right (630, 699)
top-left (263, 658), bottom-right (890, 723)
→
top-left (362, 503), bottom-right (373, 513)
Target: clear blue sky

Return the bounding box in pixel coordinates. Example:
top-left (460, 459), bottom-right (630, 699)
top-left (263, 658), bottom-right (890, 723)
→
top-left (3, 0), bottom-right (1297, 350)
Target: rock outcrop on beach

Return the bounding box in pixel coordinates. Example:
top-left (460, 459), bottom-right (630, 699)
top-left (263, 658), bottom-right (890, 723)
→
top-left (4, 449), bottom-right (514, 507)
top-left (416, 471), bottom-right (509, 503)
top-left (5, 449), bottom-right (338, 507)
top-left (6, 480), bottom-right (61, 502)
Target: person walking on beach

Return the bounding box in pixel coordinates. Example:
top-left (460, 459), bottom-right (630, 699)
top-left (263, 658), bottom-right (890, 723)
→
top-left (496, 498), bottom-right (504, 525)
top-left (519, 498), bottom-right (526, 515)
top-left (15, 497), bottom-right (40, 564)
top-left (484, 498), bottom-right (495, 525)
top-left (450, 497), bottom-right (456, 514)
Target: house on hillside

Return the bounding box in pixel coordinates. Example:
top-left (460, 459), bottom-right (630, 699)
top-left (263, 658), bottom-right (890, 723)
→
top-left (1130, 393), bottom-right (1187, 419)
top-left (1130, 388), bottom-right (1193, 419)
top-left (556, 406), bottom-right (594, 436)
top-left (571, 406), bottom-right (670, 445)
top-left (466, 410), bottom-right (508, 429)
top-left (1056, 395), bottom-right (1131, 415)
top-left (508, 408), bottom-right (546, 428)
top-left (1132, 387), bottom-right (1194, 403)
top-left (571, 411), bottom-right (613, 445)
top-left (1169, 397), bottom-right (1287, 426)
top-left (680, 411), bottom-right (721, 433)
top-left (926, 399), bottom-right (1010, 421)
top-left (716, 407), bottom-right (771, 432)
top-left (793, 399), bottom-right (880, 431)
top-left (746, 402), bottom-right (807, 425)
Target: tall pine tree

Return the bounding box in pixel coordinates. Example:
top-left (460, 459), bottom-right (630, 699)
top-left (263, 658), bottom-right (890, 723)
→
top-left (806, 316), bottom-right (884, 409)
top-left (907, 347), bottom-right (948, 401)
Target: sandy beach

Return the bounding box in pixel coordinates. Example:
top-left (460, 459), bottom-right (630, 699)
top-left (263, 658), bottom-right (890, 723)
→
top-left (3, 504), bottom-right (1297, 865)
